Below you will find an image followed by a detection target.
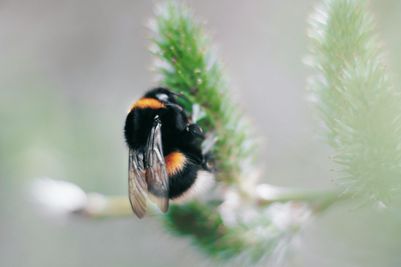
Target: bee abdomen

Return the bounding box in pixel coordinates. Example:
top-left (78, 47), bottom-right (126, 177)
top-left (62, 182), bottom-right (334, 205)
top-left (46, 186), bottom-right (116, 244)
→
top-left (164, 150), bottom-right (198, 199)
top-left (165, 151), bottom-right (187, 176)
top-left (168, 162), bottom-right (200, 199)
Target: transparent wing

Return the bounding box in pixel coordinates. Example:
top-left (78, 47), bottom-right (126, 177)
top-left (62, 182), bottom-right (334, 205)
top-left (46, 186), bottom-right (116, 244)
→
top-left (145, 116), bottom-right (169, 213)
top-left (128, 148), bottom-right (148, 218)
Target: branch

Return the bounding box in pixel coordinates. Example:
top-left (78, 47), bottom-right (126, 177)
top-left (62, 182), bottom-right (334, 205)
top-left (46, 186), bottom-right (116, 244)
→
top-left (32, 178), bottom-right (344, 219)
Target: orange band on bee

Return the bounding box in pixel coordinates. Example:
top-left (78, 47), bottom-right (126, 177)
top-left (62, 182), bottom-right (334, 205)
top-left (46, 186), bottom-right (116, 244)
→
top-left (165, 151), bottom-right (187, 176)
top-left (130, 98), bottom-right (165, 111)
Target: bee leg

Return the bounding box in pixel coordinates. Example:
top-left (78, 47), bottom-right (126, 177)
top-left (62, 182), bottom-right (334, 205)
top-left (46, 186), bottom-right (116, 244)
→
top-left (186, 123), bottom-right (205, 139)
top-left (202, 152), bottom-right (216, 172)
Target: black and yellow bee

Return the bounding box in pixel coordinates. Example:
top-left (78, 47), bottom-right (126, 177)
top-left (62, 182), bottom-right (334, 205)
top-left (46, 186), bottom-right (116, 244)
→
top-left (124, 88), bottom-right (214, 218)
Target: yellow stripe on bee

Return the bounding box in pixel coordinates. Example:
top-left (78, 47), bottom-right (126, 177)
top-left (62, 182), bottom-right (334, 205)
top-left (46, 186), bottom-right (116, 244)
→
top-left (129, 98), bottom-right (165, 111)
top-left (165, 151), bottom-right (187, 176)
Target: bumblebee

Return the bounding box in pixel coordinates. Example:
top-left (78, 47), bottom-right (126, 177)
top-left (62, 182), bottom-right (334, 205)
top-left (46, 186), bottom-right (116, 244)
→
top-left (124, 88), bottom-right (214, 218)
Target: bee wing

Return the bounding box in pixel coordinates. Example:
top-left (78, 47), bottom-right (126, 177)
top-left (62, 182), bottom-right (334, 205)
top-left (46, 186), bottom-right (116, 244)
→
top-left (145, 116), bottom-right (169, 213)
top-left (128, 148), bottom-right (148, 218)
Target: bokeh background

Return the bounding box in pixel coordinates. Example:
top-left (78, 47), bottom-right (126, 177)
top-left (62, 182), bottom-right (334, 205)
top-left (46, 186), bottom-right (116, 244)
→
top-left (1, 0), bottom-right (401, 266)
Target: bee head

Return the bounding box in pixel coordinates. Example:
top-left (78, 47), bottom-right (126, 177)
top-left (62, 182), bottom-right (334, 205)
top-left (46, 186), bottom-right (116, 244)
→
top-left (144, 87), bottom-right (180, 104)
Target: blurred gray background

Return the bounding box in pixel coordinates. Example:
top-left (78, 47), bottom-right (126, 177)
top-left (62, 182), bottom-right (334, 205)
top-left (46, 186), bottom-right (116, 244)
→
top-left (1, 0), bottom-right (401, 266)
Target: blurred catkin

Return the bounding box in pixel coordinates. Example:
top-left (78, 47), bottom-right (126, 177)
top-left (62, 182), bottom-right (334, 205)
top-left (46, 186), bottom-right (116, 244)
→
top-left (150, 2), bottom-right (254, 185)
top-left (307, 0), bottom-right (401, 203)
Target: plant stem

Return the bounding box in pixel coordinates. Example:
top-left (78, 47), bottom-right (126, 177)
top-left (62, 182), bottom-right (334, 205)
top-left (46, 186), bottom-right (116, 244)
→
top-left (76, 185), bottom-right (347, 219)
top-left (77, 194), bottom-right (133, 218)
top-left (256, 184), bottom-right (349, 212)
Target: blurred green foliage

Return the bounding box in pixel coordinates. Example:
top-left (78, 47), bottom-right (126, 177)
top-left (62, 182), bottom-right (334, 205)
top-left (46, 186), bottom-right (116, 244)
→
top-left (308, 0), bottom-right (401, 204)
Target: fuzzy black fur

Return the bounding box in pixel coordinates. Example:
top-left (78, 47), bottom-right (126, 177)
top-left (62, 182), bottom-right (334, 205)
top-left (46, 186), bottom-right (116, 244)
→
top-left (124, 88), bottom-right (207, 199)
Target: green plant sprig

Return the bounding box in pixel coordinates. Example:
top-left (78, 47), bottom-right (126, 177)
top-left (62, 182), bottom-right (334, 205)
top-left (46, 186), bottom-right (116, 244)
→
top-left (151, 2), bottom-right (254, 184)
top-left (308, 0), bottom-right (401, 204)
